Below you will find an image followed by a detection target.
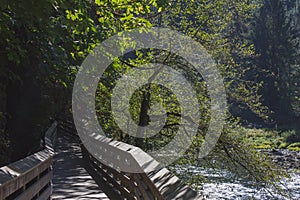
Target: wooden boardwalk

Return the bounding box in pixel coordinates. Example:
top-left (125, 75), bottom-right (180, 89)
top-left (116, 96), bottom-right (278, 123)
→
top-left (52, 131), bottom-right (110, 199)
top-left (0, 121), bottom-right (202, 200)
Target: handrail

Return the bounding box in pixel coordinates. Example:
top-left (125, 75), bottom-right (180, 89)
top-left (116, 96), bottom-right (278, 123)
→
top-left (58, 118), bottom-right (203, 200)
top-left (0, 121), bottom-right (58, 200)
top-left (81, 142), bottom-right (203, 200)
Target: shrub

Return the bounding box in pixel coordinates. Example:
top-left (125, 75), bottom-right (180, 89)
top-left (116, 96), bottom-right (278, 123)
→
top-left (287, 142), bottom-right (300, 151)
top-left (282, 130), bottom-right (300, 143)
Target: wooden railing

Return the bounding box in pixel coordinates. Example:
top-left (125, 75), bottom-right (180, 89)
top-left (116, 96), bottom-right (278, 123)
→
top-left (0, 122), bottom-right (57, 200)
top-left (82, 145), bottom-right (202, 200)
top-left (58, 117), bottom-right (203, 200)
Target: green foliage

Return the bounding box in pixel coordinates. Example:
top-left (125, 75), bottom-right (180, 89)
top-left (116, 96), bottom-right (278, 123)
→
top-left (94, 0), bottom-right (289, 196)
top-left (252, 0), bottom-right (300, 124)
top-left (287, 142), bottom-right (300, 151)
top-left (283, 129), bottom-right (300, 143)
top-left (170, 124), bottom-right (289, 195)
top-left (0, 0), bottom-right (295, 197)
top-left (0, 0), bottom-right (165, 163)
top-left (244, 128), bottom-right (282, 149)
top-left (243, 127), bottom-right (300, 151)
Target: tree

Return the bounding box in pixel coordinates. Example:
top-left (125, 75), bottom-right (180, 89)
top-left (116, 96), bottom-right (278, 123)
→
top-left (94, 0), bottom-right (288, 196)
top-left (253, 0), bottom-right (300, 126)
top-left (0, 0), bottom-right (165, 164)
top-left (0, 0), bottom-right (290, 197)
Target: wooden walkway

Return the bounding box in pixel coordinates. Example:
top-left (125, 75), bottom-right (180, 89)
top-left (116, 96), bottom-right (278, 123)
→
top-left (0, 121), bottom-right (202, 200)
top-left (52, 131), bottom-right (110, 199)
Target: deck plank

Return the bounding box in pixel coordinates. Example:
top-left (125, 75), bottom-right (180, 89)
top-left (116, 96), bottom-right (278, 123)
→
top-left (52, 131), bottom-right (110, 200)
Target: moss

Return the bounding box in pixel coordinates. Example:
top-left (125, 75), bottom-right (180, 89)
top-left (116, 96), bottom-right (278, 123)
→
top-left (255, 144), bottom-right (272, 149)
top-left (243, 127), bottom-right (300, 150)
top-left (285, 143), bottom-right (300, 151)
top-left (287, 142), bottom-right (300, 148)
top-left (287, 146), bottom-right (300, 152)
top-left (278, 142), bottom-right (288, 149)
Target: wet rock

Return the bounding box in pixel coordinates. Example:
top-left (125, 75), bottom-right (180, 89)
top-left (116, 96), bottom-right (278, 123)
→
top-left (266, 149), bottom-right (300, 169)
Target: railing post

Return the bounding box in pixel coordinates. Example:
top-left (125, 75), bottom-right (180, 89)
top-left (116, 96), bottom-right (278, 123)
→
top-left (59, 118), bottom-right (203, 199)
top-left (0, 122), bottom-right (57, 200)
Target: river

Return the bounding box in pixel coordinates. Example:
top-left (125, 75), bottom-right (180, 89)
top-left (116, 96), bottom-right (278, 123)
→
top-left (172, 157), bottom-right (300, 199)
top-left (201, 168), bottom-right (300, 199)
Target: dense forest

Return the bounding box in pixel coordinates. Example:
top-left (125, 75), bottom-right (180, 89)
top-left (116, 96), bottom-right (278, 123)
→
top-left (0, 0), bottom-right (299, 197)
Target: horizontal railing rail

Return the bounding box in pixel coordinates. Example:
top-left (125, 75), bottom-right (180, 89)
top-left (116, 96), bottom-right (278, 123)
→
top-left (0, 121), bottom-right (58, 200)
top-left (59, 117), bottom-right (203, 200)
top-left (81, 142), bottom-right (203, 200)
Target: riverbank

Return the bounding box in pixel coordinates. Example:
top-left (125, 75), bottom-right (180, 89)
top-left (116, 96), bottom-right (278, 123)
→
top-left (173, 154), bottom-right (300, 200)
top-left (243, 127), bottom-right (300, 151)
top-left (200, 149), bottom-right (300, 199)
top-left (171, 148), bottom-right (300, 199)
top-left (202, 172), bottom-right (300, 200)
top-left (261, 149), bottom-right (300, 169)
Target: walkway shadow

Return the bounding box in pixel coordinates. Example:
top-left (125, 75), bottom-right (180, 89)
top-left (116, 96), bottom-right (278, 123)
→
top-left (52, 131), bottom-right (110, 200)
